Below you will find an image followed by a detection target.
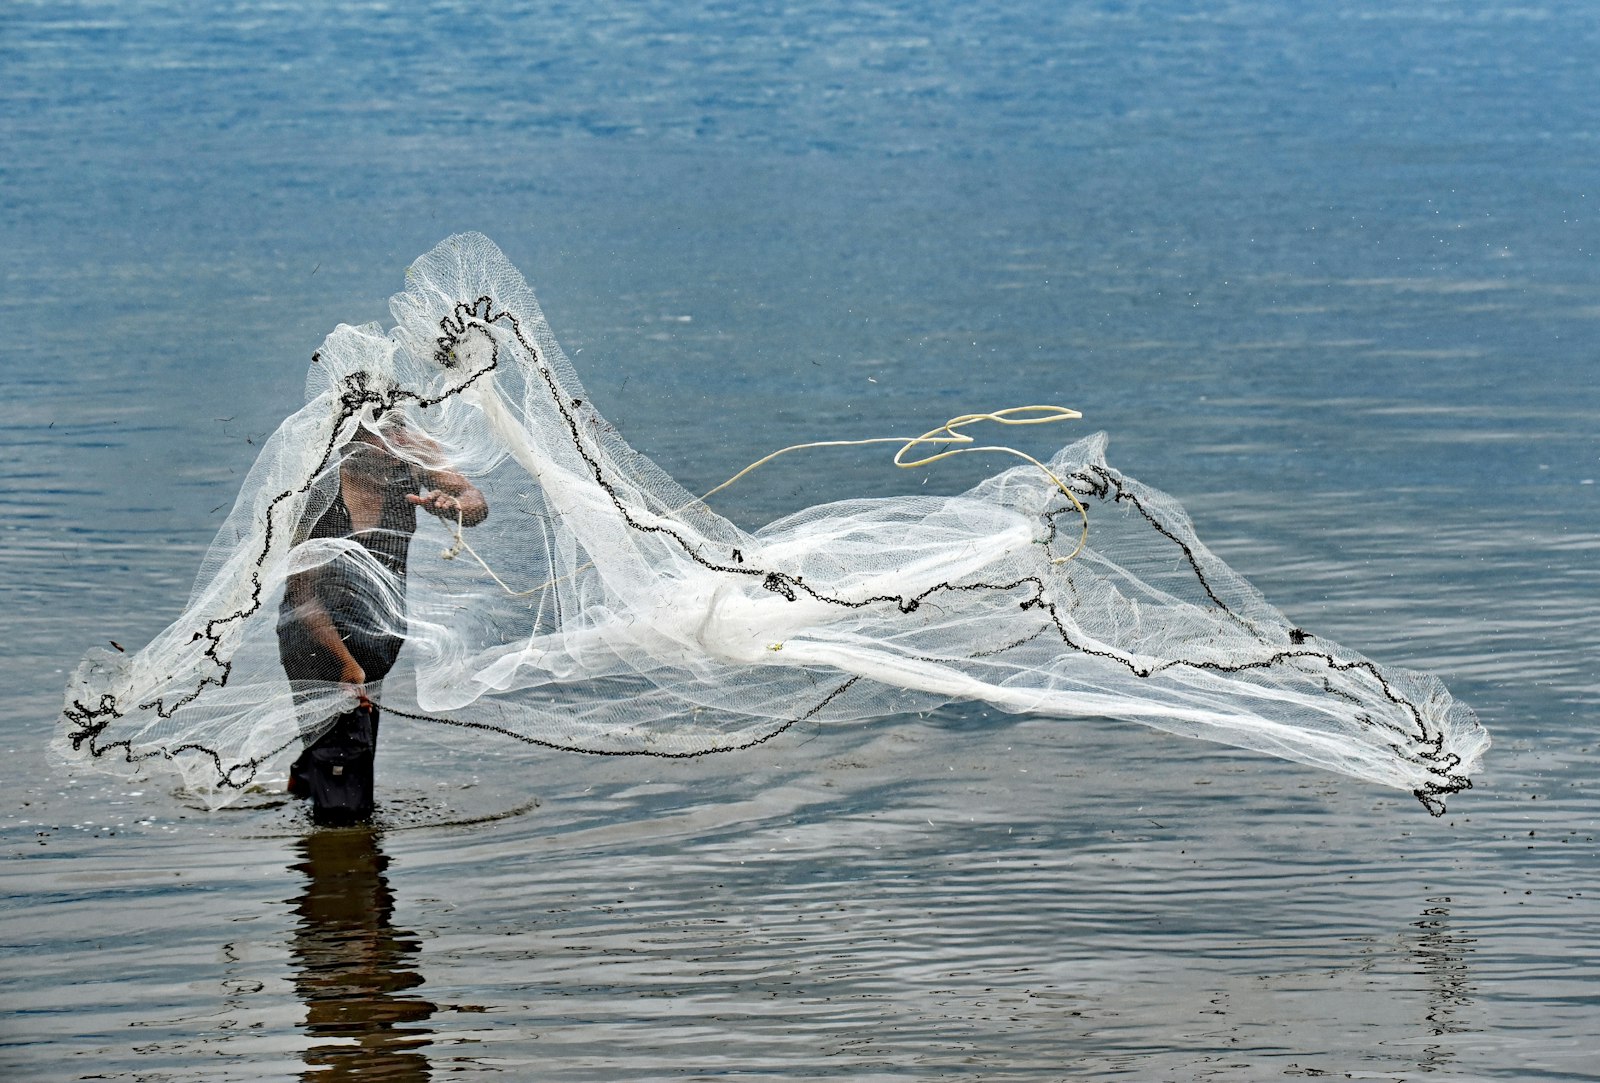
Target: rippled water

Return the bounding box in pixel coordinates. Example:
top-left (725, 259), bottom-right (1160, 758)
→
top-left (3, 1), bottom-right (1598, 1079)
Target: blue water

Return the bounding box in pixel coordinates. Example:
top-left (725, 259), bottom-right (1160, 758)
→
top-left (3, 2), bottom-right (1598, 1079)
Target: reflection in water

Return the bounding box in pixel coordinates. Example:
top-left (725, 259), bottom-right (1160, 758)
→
top-left (1408, 896), bottom-right (1477, 1074)
top-left (289, 827), bottom-right (436, 1081)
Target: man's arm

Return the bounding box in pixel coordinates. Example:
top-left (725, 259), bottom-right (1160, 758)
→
top-left (282, 570), bottom-right (372, 706)
top-left (409, 468), bottom-right (488, 527)
top-left (384, 423), bottom-right (490, 527)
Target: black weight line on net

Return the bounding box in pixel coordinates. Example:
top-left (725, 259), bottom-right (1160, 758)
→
top-left (67, 291), bottom-right (1471, 808)
top-left (63, 300), bottom-right (512, 784)
top-left (483, 301), bottom-right (1467, 804)
top-left (383, 675), bottom-right (862, 758)
top-left (64, 294), bottom-right (819, 787)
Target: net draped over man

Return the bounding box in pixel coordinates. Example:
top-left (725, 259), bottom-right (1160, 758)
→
top-left (276, 412), bottom-right (488, 822)
top-left (56, 234), bottom-right (1487, 817)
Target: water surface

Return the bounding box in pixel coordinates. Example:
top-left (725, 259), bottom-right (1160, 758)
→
top-left (2, 1), bottom-right (1597, 1079)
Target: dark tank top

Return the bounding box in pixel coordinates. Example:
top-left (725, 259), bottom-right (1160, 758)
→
top-left (303, 446), bottom-right (424, 576)
top-left (278, 443), bottom-right (425, 682)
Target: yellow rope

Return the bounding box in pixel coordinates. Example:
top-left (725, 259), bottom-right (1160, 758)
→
top-left (442, 404), bottom-right (1090, 598)
top-left (439, 504), bottom-right (550, 596)
top-left (698, 405), bottom-right (1089, 563)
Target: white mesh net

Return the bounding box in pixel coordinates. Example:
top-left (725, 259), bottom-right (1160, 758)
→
top-left (59, 232), bottom-right (1488, 813)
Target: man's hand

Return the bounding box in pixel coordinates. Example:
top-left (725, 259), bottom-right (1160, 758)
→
top-left (408, 490), bottom-right (463, 519)
top-left (338, 658), bottom-right (372, 708)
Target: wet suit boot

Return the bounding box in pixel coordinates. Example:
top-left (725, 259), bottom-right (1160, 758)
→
top-left (288, 705), bottom-right (380, 825)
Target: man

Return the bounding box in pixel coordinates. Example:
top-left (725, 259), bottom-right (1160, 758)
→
top-left (278, 415), bottom-right (488, 824)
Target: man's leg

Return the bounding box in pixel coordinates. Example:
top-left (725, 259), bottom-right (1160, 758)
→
top-left (302, 703), bottom-right (381, 825)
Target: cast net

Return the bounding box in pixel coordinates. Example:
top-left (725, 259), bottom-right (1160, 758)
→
top-left (59, 233), bottom-right (1488, 813)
